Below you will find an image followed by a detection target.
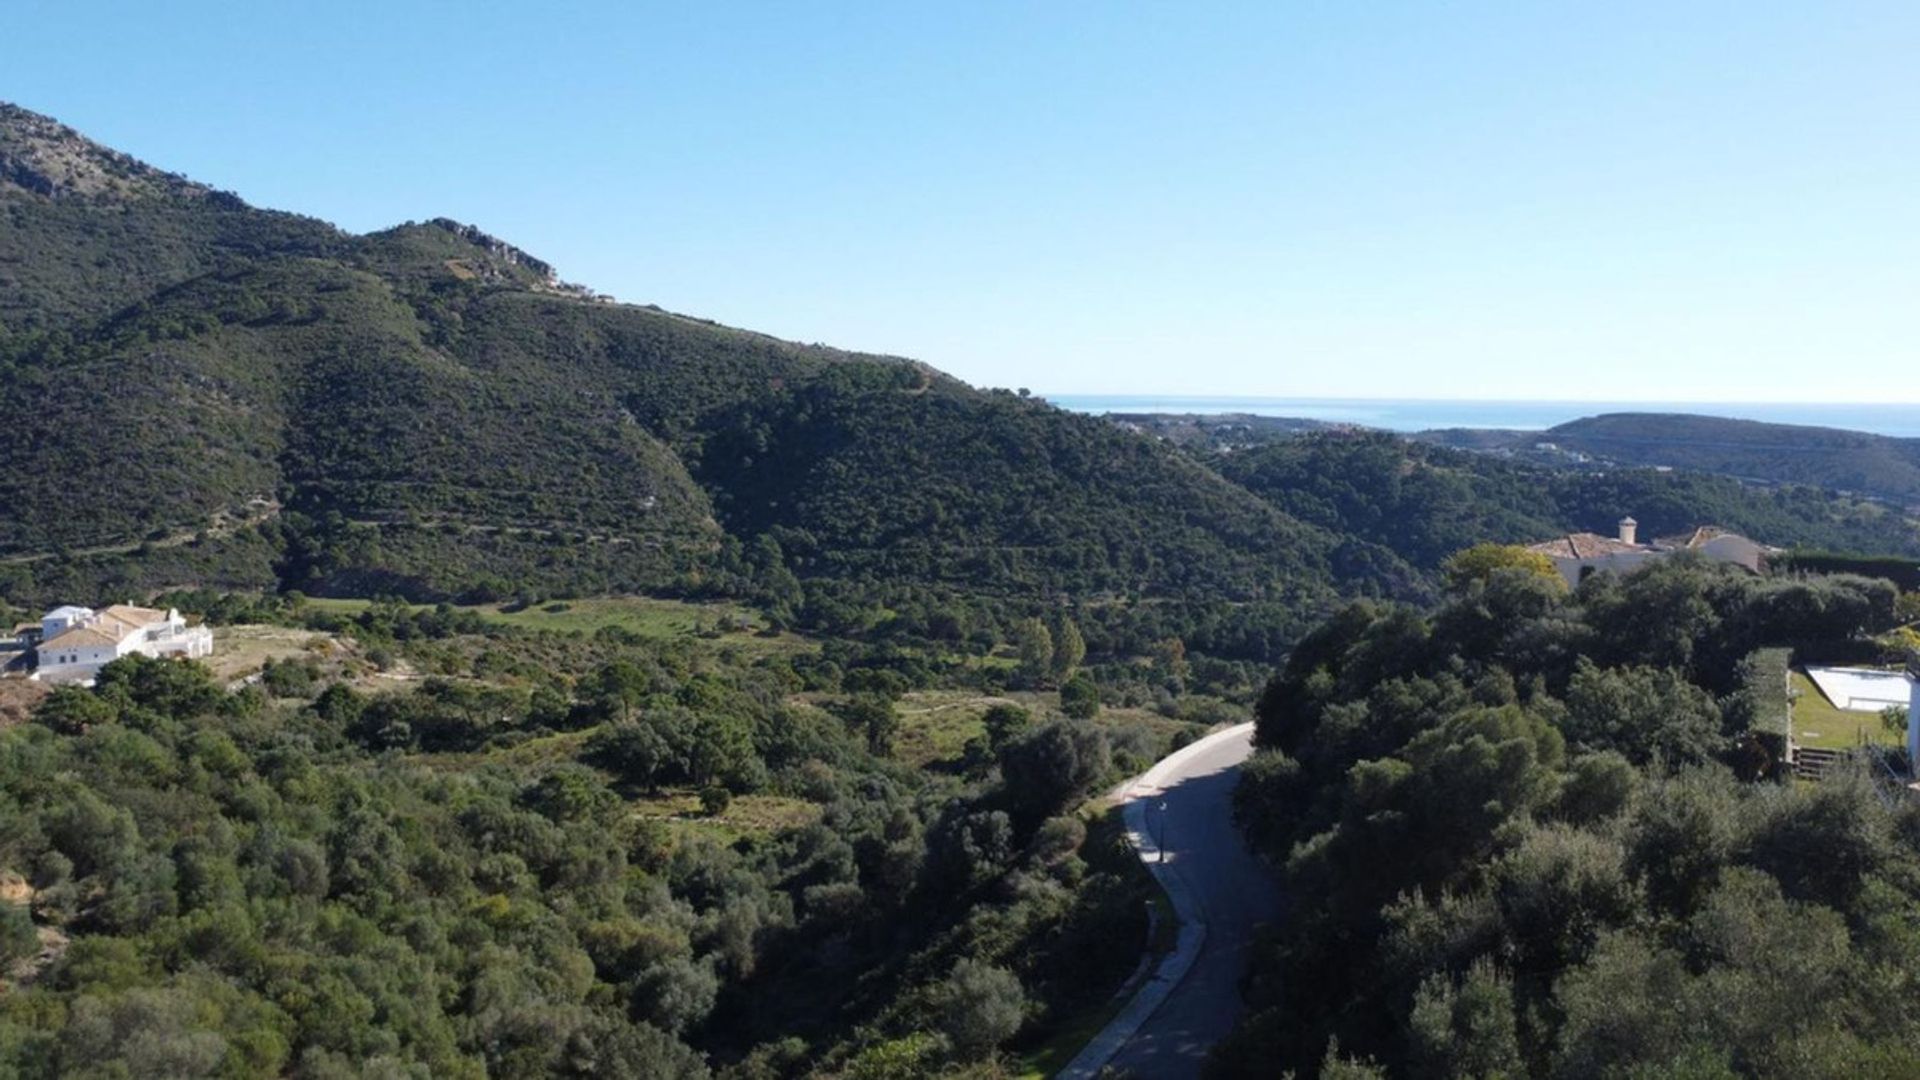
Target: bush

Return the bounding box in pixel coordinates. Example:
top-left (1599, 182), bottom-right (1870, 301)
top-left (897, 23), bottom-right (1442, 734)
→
top-left (1059, 674), bottom-right (1100, 720)
top-left (999, 722), bottom-right (1111, 830)
top-left (930, 959), bottom-right (1026, 1061)
top-left (982, 703), bottom-right (1032, 749)
top-left (0, 902), bottom-right (38, 966)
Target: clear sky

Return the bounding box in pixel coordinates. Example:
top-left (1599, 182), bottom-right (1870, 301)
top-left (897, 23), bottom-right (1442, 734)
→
top-left (7, 2), bottom-right (1918, 402)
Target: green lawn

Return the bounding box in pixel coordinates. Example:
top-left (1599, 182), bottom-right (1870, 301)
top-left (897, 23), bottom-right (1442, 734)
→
top-left (1790, 670), bottom-right (1902, 750)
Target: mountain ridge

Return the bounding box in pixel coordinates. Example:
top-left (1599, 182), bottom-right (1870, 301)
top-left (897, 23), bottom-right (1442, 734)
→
top-left (1416, 411), bottom-right (1920, 503)
top-left (5, 101), bottom-right (1911, 651)
top-left (0, 101), bottom-right (1402, 632)
top-left (0, 101), bottom-right (224, 203)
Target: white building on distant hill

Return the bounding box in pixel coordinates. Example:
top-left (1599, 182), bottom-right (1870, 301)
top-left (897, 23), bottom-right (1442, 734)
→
top-left (33, 604), bottom-right (213, 685)
top-left (1526, 517), bottom-right (1774, 586)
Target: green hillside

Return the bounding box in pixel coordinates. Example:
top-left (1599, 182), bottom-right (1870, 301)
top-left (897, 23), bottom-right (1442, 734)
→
top-left (1547, 413), bottom-right (1920, 502)
top-left (0, 102), bottom-right (1384, 625)
top-left (690, 370), bottom-right (1374, 600)
top-left (1215, 432), bottom-right (1920, 571)
top-left (0, 103), bottom-right (345, 333)
top-left (5, 100), bottom-right (1912, 647)
top-left (1420, 412), bottom-right (1920, 504)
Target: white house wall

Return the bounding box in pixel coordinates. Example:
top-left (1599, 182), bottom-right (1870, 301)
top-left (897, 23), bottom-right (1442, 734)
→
top-left (1548, 551), bottom-right (1661, 587)
top-left (33, 612), bottom-right (216, 682)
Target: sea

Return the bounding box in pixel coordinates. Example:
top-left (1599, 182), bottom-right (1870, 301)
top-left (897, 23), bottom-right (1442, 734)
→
top-left (1045, 396), bottom-right (1920, 439)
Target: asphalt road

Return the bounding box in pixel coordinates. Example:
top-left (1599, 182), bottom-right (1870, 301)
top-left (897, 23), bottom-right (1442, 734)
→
top-left (1107, 726), bottom-right (1280, 1079)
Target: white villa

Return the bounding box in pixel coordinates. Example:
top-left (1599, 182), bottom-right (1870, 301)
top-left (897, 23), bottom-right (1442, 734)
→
top-left (32, 604), bottom-right (213, 685)
top-left (1526, 517), bottom-right (1773, 586)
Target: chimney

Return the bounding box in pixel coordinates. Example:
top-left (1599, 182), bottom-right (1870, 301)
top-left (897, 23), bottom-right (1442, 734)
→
top-left (1617, 516), bottom-right (1638, 546)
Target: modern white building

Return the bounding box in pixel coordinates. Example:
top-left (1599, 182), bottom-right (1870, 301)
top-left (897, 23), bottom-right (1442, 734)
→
top-left (1802, 665), bottom-right (1915, 713)
top-left (33, 604), bottom-right (213, 685)
top-left (1800, 664), bottom-right (1920, 781)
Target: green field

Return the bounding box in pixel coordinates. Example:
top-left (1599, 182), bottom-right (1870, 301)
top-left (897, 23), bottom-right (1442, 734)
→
top-left (410, 725), bottom-right (821, 839)
top-left (303, 594), bottom-right (808, 650)
top-left (890, 690), bottom-right (1011, 768)
top-left (1790, 670), bottom-right (1902, 750)
top-left (630, 792), bottom-right (823, 841)
top-left (410, 727), bottom-right (603, 772)
top-left (890, 689), bottom-right (1197, 771)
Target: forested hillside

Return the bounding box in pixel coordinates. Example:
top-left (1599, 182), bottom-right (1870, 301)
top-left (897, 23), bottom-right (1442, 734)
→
top-left (0, 102), bottom-right (346, 332)
top-left (1219, 557), bottom-right (1920, 1077)
top-left (7, 101), bottom-right (1916, 663)
top-left (1548, 413), bottom-right (1920, 502)
top-left (0, 102), bottom-right (1396, 635)
top-left (1213, 433), bottom-right (1920, 574)
top-left (690, 370), bottom-right (1378, 602)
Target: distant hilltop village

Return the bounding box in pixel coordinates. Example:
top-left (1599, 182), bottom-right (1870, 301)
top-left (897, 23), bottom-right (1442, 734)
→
top-left (1525, 516), bottom-right (1772, 586)
top-left (7, 604), bottom-right (212, 685)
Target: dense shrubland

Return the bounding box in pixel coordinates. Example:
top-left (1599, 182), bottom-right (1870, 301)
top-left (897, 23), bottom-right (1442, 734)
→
top-left (1217, 556), bottom-right (1920, 1078)
top-left (0, 594), bottom-right (1218, 1078)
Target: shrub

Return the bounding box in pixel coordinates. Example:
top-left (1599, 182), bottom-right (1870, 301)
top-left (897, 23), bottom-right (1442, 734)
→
top-left (930, 959), bottom-right (1026, 1061)
top-left (1059, 674), bottom-right (1100, 720)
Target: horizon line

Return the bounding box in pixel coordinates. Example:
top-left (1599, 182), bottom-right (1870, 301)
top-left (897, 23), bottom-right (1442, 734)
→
top-left (1037, 393), bottom-right (1917, 408)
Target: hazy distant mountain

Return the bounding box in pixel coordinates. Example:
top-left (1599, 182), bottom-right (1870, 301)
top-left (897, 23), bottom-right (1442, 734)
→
top-left (1543, 413), bottom-right (1920, 503)
top-left (1418, 412), bottom-right (1920, 504)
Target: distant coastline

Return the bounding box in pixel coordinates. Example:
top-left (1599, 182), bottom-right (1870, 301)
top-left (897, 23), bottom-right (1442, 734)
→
top-left (1045, 395), bottom-right (1920, 438)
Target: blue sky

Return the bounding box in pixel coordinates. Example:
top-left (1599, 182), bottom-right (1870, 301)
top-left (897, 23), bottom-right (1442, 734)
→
top-left (7, 2), bottom-right (1918, 402)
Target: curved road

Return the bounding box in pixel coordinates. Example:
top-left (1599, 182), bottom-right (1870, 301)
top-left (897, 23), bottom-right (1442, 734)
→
top-left (1064, 723), bottom-right (1281, 1079)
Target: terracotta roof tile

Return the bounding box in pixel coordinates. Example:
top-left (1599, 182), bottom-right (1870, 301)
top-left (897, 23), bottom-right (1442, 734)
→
top-left (44, 625), bottom-right (121, 648)
top-left (97, 604), bottom-right (167, 627)
top-left (1526, 533), bottom-right (1647, 559)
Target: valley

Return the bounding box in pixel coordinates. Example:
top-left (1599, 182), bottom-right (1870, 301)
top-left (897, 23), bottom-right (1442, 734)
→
top-left (4, 97), bottom-right (1920, 1079)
